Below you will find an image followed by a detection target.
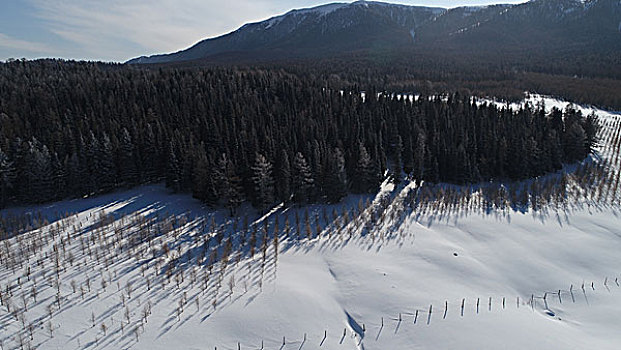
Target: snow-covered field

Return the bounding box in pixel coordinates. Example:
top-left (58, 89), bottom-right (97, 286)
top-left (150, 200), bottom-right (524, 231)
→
top-left (2, 95), bottom-right (621, 350)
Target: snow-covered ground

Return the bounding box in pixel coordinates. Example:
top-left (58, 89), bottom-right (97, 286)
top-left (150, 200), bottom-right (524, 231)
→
top-left (1, 95), bottom-right (621, 350)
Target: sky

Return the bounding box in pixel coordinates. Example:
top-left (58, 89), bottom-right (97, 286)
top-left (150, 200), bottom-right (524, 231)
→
top-left (0, 0), bottom-right (527, 63)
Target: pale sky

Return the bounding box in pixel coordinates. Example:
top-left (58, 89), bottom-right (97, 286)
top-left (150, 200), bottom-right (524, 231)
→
top-left (0, 0), bottom-right (527, 63)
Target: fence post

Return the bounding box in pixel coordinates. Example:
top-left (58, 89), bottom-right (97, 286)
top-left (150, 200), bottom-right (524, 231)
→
top-left (461, 298), bottom-right (465, 317)
top-left (427, 304), bottom-right (432, 325)
top-left (443, 301), bottom-right (448, 319)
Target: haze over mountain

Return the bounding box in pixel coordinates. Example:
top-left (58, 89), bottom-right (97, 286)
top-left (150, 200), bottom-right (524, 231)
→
top-left (128, 0), bottom-right (621, 65)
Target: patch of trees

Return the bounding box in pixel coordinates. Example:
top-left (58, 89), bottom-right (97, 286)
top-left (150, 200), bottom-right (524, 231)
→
top-left (0, 60), bottom-right (597, 211)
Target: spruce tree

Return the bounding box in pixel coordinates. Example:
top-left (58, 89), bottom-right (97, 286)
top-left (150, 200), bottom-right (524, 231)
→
top-left (292, 152), bottom-right (314, 203)
top-left (412, 132), bottom-right (425, 181)
top-left (402, 135), bottom-right (414, 177)
top-left (118, 128), bottom-right (137, 186)
top-left (66, 152), bottom-right (82, 197)
top-left (325, 147), bottom-right (348, 203)
top-left (354, 143), bottom-right (375, 193)
top-left (83, 132), bottom-right (98, 194)
top-left (583, 113), bottom-right (599, 152)
top-left (191, 147), bottom-right (210, 202)
top-left (388, 119), bottom-right (403, 183)
top-left (96, 134), bottom-right (116, 193)
top-left (215, 153), bottom-right (243, 216)
top-left (0, 148), bottom-right (15, 207)
top-left (166, 145), bottom-right (182, 193)
top-left (564, 123), bottom-right (587, 162)
top-left (252, 153), bottom-right (274, 213)
top-left (25, 140), bottom-right (53, 203)
top-left (51, 152), bottom-right (66, 200)
top-left (141, 123), bottom-right (158, 181)
top-left (275, 149), bottom-right (291, 203)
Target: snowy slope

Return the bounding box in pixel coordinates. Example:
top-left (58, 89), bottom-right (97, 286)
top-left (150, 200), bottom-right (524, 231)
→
top-left (2, 96), bottom-right (621, 350)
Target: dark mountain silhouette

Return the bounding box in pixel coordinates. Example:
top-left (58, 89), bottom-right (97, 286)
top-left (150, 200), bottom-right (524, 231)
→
top-left (128, 0), bottom-right (621, 65)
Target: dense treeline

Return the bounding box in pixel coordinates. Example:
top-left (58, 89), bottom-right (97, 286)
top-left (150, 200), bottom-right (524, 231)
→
top-left (278, 54), bottom-right (621, 110)
top-left (0, 60), bottom-right (597, 211)
top-left (169, 51), bottom-right (621, 110)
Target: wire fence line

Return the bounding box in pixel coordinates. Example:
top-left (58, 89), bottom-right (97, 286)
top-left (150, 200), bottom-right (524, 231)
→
top-left (207, 274), bottom-right (620, 350)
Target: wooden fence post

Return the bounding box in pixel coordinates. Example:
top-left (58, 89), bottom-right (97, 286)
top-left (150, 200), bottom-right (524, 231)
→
top-left (427, 304), bottom-right (432, 325)
top-left (443, 301), bottom-right (448, 319)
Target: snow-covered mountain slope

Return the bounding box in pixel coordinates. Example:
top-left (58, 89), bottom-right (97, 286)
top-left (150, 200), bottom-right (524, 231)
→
top-left (2, 95), bottom-right (621, 350)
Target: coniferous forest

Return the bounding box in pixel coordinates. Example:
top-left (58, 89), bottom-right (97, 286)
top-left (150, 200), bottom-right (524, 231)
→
top-left (0, 60), bottom-right (598, 210)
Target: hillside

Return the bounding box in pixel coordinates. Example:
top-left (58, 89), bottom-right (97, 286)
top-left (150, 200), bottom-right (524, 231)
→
top-left (128, 0), bottom-right (621, 65)
top-left (1, 95), bottom-right (621, 349)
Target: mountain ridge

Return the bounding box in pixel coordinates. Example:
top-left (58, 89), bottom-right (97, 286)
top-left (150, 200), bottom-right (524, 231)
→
top-left (127, 0), bottom-right (621, 65)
